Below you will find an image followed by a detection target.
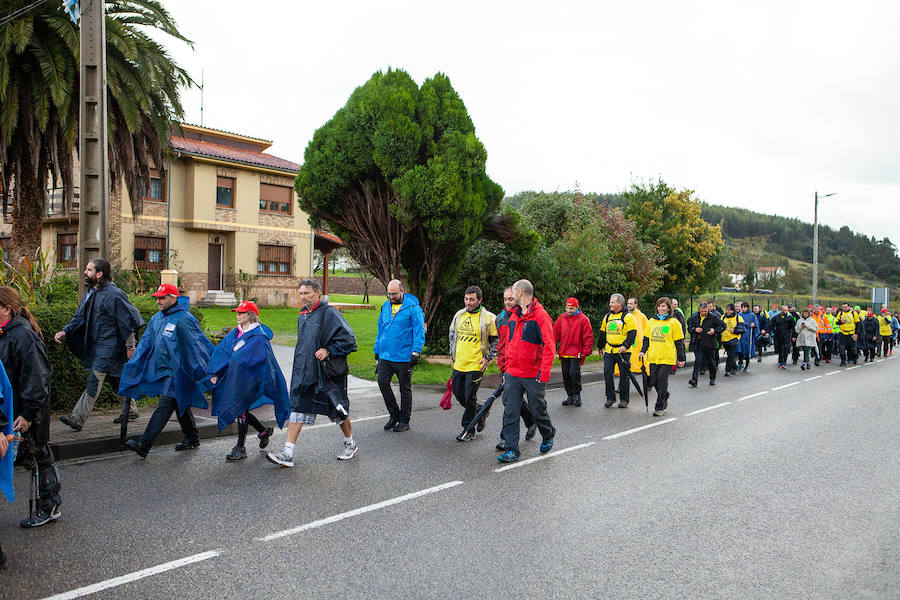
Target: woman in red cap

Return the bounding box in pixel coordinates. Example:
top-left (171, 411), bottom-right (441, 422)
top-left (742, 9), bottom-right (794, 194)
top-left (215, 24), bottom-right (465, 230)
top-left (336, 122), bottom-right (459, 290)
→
top-left (207, 301), bottom-right (289, 460)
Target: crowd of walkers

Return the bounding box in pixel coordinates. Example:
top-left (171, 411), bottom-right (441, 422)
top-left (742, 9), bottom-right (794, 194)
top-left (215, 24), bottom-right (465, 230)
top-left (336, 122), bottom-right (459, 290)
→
top-left (1, 257), bottom-right (898, 564)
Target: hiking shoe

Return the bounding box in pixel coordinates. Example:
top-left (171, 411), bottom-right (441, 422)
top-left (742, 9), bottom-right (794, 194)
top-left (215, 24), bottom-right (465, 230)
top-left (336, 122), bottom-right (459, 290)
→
top-left (618, 400), bottom-right (629, 408)
top-left (226, 445), bottom-right (247, 461)
top-left (392, 422), bottom-right (410, 432)
top-left (540, 437), bottom-right (554, 453)
top-left (258, 426), bottom-right (274, 449)
top-left (266, 450), bottom-right (294, 468)
top-left (59, 415), bottom-right (81, 432)
top-left (113, 412), bottom-right (139, 424)
top-left (653, 409), bottom-right (666, 417)
top-left (20, 505), bottom-right (61, 528)
top-left (496, 439), bottom-right (507, 451)
top-left (384, 418), bottom-right (398, 431)
top-left (476, 414), bottom-right (487, 432)
top-left (709, 380), bottom-right (716, 385)
top-left (457, 430), bottom-right (476, 442)
top-left (337, 441), bottom-right (358, 460)
top-left (497, 449), bottom-right (520, 463)
top-left (572, 394), bottom-right (582, 407)
top-left (800, 364), bottom-right (806, 370)
top-left (174, 438), bottom-right (200, 451)
top-left (688, 379), bottom-right (697, 388)
top-left (562, 397), bottom-right (574, 406)
top-left (525, 423), bottom-right (538, 441)
top-left (604, 398), bottom-right (616, 407)
top-left (125, 439), bottom-right (149, 458)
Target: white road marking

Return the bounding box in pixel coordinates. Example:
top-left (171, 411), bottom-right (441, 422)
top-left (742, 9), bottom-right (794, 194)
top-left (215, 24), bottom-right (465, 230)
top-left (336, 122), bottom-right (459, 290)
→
top-left (305, 413), bottom-right (390, 430)
top-left (847, 365), bottom-right (862, 370)
top-left (825, 371), bottom-right (840, 376)
top-left (42, 550), bottom-right (221, 600)
top-left (888, 355), bottom-right (896, 359)
top-left (876, 359), bottom-right (884, 363)
top-left (803, 375), bottom-right (822, 382)
top-left (494, 442), bottom-right (596, 473)
top-left (771, 382), bottom-right (801, 391)
top-left (602, 418), bottom-right (678, 440)
top-left (862, 361), bottom-right (873, 366)
top-left (256, 481), bottom-right (464, 542)
top-left (737, 391), bottom-right (770, 401)
top-left (684, 402), bottom-right (732, 417)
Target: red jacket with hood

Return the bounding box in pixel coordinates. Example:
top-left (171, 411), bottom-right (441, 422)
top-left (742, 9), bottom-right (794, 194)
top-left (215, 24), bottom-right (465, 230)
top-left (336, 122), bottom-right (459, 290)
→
top-left (505, 298), bottom-right (556, 382)
top-left (553, 311), bottom-right (594, 363)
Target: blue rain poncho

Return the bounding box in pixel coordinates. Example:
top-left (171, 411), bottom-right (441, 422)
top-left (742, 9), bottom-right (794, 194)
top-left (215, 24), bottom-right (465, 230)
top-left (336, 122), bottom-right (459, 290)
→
top-left (0, 360), bottom-right (14, 502)
top-left (119, 297), bottom-right (214, 415)
top-left (207, 324), bottom-right (289, 431)
top-left (737, 310), bottom-right (759, 358)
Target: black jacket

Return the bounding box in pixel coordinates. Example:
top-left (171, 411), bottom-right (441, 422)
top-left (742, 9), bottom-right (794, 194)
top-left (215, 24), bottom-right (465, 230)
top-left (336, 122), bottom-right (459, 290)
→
top-left (862, 316), bottom-right (879, 341)
top-left (63, 282), bottom-right (144, 376)
top-left (686, 311), bottom-right (726, 350)
top-left (769, 313), bottom-right (796, 341)
top-left (0, 317), bottom-right (52, 444)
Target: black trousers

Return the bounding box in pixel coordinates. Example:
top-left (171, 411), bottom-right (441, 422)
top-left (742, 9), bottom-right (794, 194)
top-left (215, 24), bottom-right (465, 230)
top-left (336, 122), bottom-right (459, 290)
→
top-left (882, 336), bottom-right (891, 356)
top-left (377, 359), bottom-right (413, 424)
top-left (820, 335), bottom-right (833, 360)
top-left (603, 352), bottom-right (631, 402)
top-left (560, 357), bottom-right (582, 397)
top-left (837, 333), bottom-right (857, 363)
top-left (237, 411), bottom-right (266, 447)
top-left (864, 339), bottom-right (877, 360)
top-left (139, 395), bottom-right (199, 449)
top-left (648, 364), bottom-right (670, 411)
top-left (774, 336), bottom-right (791, 364)
top-left (452, 369), bottom-right (484, 429)
top-left (500, 376), bottom-right (555, 453)
top-left (691, 348), bottom-right (717, 381)
top-left (723, 341), bottom-right (738, 373)
top-left (16, 434), bottom-right (61, 513)
top-left (492, 377), bottom-right (535, 443)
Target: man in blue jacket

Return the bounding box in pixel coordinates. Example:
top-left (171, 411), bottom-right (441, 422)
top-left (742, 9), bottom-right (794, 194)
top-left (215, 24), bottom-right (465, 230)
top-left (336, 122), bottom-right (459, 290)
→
top-left (121, 284), bottom-right (214, 458)
top-left (375, 279), bottom-right (425, 432)
top-left (55, 258), bottom-right (145, 431)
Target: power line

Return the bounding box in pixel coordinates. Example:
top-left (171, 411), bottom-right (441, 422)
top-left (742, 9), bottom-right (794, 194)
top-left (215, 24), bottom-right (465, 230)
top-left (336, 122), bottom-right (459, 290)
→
top-left (0, 0), bottom-right (50, 28)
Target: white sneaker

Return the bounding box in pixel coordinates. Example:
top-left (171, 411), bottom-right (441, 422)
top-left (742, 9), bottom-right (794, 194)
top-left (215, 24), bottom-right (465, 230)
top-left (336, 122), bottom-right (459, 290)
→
top-left (337, 441), bottom-right (358, 460)
top-left (266, 450), bottom-right (294, 468)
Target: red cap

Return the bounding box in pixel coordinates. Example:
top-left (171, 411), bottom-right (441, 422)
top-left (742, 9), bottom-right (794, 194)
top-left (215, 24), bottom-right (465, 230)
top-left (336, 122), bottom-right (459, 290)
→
top-left (807, 304), bottom-right (814, 309)
top-left (565, 297), bottom-right (579, 307)
top-left (882, 308), bottom-right (888, 313)
top-left (151, 283), bottom-right (179, 297)
top-left (232, 300), bottom-right (259, 315)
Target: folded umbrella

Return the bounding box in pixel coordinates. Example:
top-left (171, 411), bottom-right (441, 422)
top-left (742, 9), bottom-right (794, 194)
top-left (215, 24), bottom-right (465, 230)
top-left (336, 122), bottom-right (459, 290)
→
top-left (316, 362), bottom-right (349, 421)
top-left (640, 364), bottom-right (651, 412)
top-left (616, 353), bottom-right (644, 399)
top-left (464, 393), bottom-right (497, 434)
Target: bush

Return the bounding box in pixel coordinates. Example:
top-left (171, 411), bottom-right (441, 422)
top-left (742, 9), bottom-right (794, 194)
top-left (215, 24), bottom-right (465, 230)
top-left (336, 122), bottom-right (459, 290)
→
top-left (30, 292), bottom-right (205, 413)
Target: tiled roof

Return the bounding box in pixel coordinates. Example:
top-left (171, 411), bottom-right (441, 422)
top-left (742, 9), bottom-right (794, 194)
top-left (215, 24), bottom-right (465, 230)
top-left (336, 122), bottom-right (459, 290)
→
top-left (169, 136), bottom-right (300, 173)
top-left (315, 229), bottom-right (344, 245)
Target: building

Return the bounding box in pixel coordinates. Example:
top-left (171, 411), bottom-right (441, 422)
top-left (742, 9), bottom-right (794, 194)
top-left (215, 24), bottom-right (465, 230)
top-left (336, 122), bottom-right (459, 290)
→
top-left (1, 123), bottom-right (344, 306)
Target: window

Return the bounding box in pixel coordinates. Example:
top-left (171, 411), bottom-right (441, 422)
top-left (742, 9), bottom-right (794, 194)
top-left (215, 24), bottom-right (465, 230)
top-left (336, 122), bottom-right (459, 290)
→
top-left (259, 183), bottom-right (292, 215)
top-left (134, 236), bottom-right (165, 270)
top-left (216, 176), bottom-right (235, 207)
top-left (57, 233), bottom-right (77, 267)
top-left (140, 169), bottom-right (165, 202)
top-left (258, 244), bottom-right (291, 276)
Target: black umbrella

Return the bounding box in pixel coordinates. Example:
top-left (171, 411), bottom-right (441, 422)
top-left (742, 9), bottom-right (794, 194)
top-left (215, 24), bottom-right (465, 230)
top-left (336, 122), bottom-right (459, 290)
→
top-left (463, 379), bottom-right (505, 434)
top-left (317, 362), bottom-right (349, 421)
top-left (616, 353), bottom-right (644, 399)
top-left (119, 399), bottom-right (131, 447)
top-left (640, 364), bottom-right (651, 412)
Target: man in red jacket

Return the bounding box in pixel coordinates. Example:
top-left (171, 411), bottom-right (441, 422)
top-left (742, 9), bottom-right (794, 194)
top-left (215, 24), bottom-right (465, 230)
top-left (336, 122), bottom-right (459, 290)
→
top-left (554, 297), bottom-right (594, 407)
top-left (498, 279), bottom-right (557, 463)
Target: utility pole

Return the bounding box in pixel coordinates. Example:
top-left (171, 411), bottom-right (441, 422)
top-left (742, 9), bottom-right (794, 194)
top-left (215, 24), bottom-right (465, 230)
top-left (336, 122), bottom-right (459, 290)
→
top-left (77, 0), bottom-right (109, 296)
top-left (812, 191), bottom-right (836, 305)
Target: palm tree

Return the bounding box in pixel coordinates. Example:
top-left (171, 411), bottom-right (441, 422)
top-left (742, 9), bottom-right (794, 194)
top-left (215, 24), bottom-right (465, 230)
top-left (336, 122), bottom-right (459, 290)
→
top-left (0, 0), bottom-right (192, 264)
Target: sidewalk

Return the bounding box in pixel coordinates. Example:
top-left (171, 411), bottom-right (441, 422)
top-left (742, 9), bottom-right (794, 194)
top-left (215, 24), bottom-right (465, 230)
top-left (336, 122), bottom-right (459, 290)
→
top-left (49, 345), bottom-right (745, 461)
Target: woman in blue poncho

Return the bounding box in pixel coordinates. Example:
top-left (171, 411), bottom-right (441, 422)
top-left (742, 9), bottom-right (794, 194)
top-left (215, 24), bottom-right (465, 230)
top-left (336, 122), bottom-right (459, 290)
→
top-left (208, 301), bottom-right (288, 461)
top-left (736, 301), bottom-right (759, 372)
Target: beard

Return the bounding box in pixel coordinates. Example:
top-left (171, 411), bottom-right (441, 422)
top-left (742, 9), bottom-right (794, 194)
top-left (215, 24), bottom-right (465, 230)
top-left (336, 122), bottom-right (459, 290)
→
top-left (85, 274), bottom-right (99, 287)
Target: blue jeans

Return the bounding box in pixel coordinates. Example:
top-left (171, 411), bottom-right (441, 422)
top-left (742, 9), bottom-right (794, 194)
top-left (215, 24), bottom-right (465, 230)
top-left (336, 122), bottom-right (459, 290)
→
top-left (139, 395), bottom-right (198, 448)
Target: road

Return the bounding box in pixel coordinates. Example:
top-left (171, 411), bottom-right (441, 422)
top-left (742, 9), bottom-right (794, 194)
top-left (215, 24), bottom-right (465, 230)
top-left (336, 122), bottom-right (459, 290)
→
top-left (2, 356), bottom-right (898, 599)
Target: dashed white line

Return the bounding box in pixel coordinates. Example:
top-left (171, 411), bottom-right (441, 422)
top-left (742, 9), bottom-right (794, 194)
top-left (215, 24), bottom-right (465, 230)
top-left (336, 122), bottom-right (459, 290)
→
top-left (825, 371), bottom-right (840, 376)
top-left (876, 359), bottom-right (884, 363)
top-left (602, 418), bottom-right (678, 440)
top-left (771, 382), bottom-right (801, 391)
top-left (494, 442), bottom-right (596, 473)
top-left (803, 375), bottom-right (822, 382)
top-left (684, 402), bottom-right (732, 417)
top-left (41, 550), bottom-right (221, 600)
top-left (256, 481), bottom-right (464, 542)
top-left (737, 391), bottom-right (770, 401)
top-left (862, 361), bottom-right (873, 366)
top-left (846, 365), bottom-right (862, 370)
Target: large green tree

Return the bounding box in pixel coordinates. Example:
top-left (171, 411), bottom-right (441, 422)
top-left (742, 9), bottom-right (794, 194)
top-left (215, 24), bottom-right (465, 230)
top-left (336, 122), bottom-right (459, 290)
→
top-left (296, 69), bottom-right (503, 322)
top-left (0, 0), bottom-right (192, 264)
top-left (623, 179), bottom-right (724, 295)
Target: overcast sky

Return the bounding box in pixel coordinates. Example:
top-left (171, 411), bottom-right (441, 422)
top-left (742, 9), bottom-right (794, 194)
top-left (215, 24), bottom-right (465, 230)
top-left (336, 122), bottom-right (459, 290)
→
top-left (157, 0), bottom-right (900, 249)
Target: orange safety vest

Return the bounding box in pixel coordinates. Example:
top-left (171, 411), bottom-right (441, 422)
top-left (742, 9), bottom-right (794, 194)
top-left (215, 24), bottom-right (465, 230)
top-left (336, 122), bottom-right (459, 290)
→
top-left (814, 312), bottom-right (830, 334)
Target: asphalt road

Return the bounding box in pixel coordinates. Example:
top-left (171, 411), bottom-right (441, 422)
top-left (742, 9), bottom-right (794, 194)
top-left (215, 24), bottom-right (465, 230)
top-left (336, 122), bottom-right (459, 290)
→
top-left (2, 356), bottom-right (898, 599)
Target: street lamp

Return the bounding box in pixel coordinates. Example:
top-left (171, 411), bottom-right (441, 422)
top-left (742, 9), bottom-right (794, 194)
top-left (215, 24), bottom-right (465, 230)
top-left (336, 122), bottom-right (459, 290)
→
top-left (812, 191), bottom-right (836, 304)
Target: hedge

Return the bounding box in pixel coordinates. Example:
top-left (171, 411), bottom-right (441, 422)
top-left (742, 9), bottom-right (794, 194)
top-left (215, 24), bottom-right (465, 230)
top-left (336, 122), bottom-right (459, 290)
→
top-left (29, 294), bottom-right (206, 413)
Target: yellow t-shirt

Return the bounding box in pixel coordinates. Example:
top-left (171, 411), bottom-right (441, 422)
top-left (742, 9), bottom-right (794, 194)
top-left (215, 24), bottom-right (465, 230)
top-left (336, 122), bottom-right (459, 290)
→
top-left (601, 311), bottom-right (636, 353)
top-left (643, 317), bottom-right (685, 365)
top-left (453, 311), bottom-right (497, 372)
top-left (877, 315), bottom-right (893, 336)
top-left (720, 314), bottom-right (744, 343)
top-left (835, 310), bottom-right (859, 335)
top-left (391, 303), bottom-right (401, 317)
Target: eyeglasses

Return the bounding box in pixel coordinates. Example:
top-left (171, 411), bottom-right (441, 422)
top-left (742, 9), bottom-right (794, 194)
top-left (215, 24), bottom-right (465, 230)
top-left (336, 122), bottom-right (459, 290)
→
top-left (386, 291), bottom-right (402, 297)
